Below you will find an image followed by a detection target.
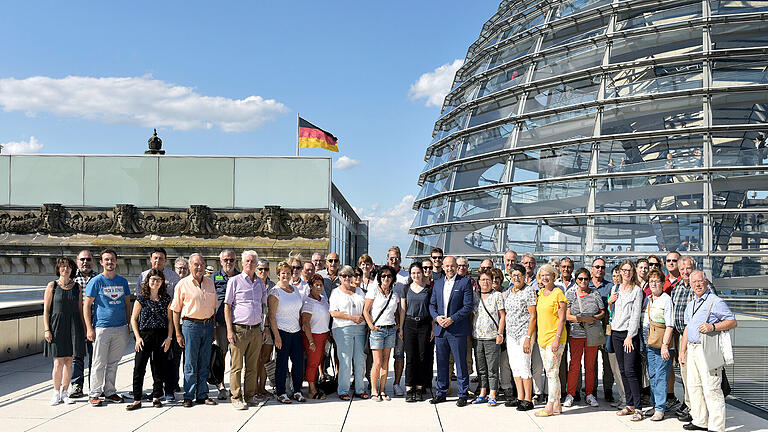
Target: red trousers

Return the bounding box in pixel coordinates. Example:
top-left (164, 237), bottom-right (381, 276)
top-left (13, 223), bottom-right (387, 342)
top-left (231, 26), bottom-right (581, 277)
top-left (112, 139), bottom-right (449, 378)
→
top-left (568, 337), bottom-right (599, 396)
top-left (302, 331), bottom-right (329, 383)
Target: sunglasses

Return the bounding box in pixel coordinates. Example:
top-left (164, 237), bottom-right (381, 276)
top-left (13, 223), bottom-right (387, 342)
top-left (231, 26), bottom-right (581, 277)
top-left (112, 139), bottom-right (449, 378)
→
top-left (78, 257), bottom-right (92, 262)
top-left (256, 268), bottom-right (269, 271)
top-left (593, 265), bottom-right (606, 270)
top-left (480, 266), bottom-right (492, 270)
top-left (327, 259), bottom-right (340, 263)
top-left (339, 274), bottom-right (352, 278)
top-left (576, 277), bottom-right (589, 281)
top-left (292, 266), bottom-right (302, 270)
top-left (649, 263), bottom-right (661, 267)
top-left (222, 258), bottom-right (235, 262)
top-left (422, 266), bottom-right (433, 270)
top-left (431, 256), bottom-right (443, 260)
top-left (666, 259), bottom-right (678, 263)
top-left (380, 274), bottom-right (393, 279)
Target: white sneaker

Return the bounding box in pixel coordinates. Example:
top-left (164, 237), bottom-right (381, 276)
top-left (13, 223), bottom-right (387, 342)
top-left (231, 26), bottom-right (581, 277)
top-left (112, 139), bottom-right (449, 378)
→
top-left (393, 384), bottom-right (404, 397)
top-left (50, 390), bottom-right (61, 405)
top-left (563, 394), bottom-right (574, 407)
top-left (61, 390), bottom-right (75, 405)
top-left (231, 399), bottom-right (247, 410)
top-left (586, 394), bottom-right (599, 407)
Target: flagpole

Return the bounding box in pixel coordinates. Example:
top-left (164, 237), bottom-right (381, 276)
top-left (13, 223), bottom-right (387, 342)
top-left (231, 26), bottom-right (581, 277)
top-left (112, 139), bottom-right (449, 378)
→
top-left (296, 113), bottom-right (300, 156)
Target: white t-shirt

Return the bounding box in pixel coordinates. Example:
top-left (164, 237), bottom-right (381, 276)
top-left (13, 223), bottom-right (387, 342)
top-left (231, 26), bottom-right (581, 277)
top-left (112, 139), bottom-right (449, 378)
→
top-left (269, 285), bottom-right (306, 333)
top-left (365, 286), bottom-right (401, 326)
top-left (302, 294), bottom-right (330, 334)
top-left (329, 287), bottom-right (366, 329)
top-left (291, 279), bottom-right (310, 297)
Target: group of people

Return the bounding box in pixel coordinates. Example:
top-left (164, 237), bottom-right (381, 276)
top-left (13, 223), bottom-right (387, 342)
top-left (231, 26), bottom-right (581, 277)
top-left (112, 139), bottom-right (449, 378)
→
top-left (42, 246), bottom-right (737, 432)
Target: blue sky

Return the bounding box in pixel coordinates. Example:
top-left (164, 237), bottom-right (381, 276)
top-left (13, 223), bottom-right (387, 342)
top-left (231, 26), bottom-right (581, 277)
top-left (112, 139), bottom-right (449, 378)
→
top-left (0, 0), bottom-right (499, 263)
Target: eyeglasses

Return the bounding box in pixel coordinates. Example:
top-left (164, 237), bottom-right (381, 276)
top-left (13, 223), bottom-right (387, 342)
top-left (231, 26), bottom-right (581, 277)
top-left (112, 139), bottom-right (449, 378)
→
top-left (387, 257), bottom-right (400, 261)
top-left (457, 264), bottom-right (468, 268)
top-left (380, 274), bottom-right (393, 279)
top-left (621, 268), bottom-right (632, 273)
top-left (511, 274), bottom-right (523, 279)
top-left (256, 268), bottom-right (269, 272)
top-left (222, 258), bottom-right (235, 262)
top-left (175, 266), bottom-right (187, 271)
top-left (148, 277), bottom-right (163, 283)
top-left (480, 266), bottom-right (492, 271)
top-left (576, 277), bottom-right (589, 281)
top-left (327, 259), bottom-right (340, 263)
top-left (339, 274), bottom-right (352, 278)
top-left (78, 257), bottom-right (92, 262)
top-left (648, 280), bottom-right (663, 285)
top-left (291, 266), bottom-right (302, 270)
top-left (593, 265), bottom-right (606, 270)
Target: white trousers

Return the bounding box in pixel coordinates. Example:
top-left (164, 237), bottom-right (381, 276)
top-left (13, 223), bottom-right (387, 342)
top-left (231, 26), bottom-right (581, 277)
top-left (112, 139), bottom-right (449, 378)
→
top-left (687, 343), bottom-right (726, 432)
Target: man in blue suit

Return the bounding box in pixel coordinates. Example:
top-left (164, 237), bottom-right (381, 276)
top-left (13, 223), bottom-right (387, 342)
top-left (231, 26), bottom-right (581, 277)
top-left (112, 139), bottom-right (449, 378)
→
top-left (429, 256), bottom-right (474, 407)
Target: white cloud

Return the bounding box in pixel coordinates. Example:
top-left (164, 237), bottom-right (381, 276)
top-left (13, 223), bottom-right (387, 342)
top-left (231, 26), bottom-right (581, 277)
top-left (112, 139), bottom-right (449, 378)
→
top-left (0, 75), bottom-right (289, 132)
top-left (357, 194), bottom-right (417, 263)
top-left (1, 136), bottom-right (43, 154)
top-left (333, 155), bottom-right (360, 170)
top-left (408, 59), bottom-right (464, 107)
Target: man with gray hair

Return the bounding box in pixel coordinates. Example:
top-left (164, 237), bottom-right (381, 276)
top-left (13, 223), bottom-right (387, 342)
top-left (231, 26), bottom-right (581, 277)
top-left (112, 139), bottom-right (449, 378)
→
top-left (174, 257), bottom-right (190, 279)
top-left (502, 250), bottom-right (518, 288)
top-left (670, 255), bottom-right (697, 420)
top-left (311, 252), bottom-right (326, 273)
top-left (224, 250), bottom-right (268, 409)
top-left (212, 249), bottom-right (238, 399)
top-left (171, 253), bottom-right (218, 407)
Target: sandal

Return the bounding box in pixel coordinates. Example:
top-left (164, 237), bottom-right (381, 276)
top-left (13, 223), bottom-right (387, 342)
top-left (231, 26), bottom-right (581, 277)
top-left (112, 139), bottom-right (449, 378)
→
top-left (310, 391), bottom-right (326, 400)
top-left (380, 392), bottom-right (391, 401)
top-left (277, 394), bottom-right (292, 404)
top-left (630, 411), bottom-right (644, 422)
top-left (339, 393), bottom-right (351, 401)
top-left (293, 392), bottom-right (307, 403)
top-left (616, 407), bottom-right (633, 416)
top-left (355, 392), bottom-right (370, 400)
top-left (534, 409), bottom-right (554, 417)
top-left (473, 396), bottom-right (488, 404)
top-left (371, 393), bottom-right (382, 402)
top-left (488, 398), bottom-right (497, 407)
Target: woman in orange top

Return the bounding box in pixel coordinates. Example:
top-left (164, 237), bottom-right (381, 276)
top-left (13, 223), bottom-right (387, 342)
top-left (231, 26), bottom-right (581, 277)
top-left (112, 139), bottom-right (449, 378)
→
top-left (534, 264), bottom-right (567, 417)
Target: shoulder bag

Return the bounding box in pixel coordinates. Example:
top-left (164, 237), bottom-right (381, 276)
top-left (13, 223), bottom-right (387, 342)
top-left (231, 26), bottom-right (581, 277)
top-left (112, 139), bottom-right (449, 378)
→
top-left (371, 287), bottom-right (393, 327)
top-left (701, 300), bottom-right (727, 371)
top-left (480, 293), bottom-right (506, 351)
top-left (577, 292), bottom-right (606, 347)
top-left (647, 297), bottom-right (667, 349)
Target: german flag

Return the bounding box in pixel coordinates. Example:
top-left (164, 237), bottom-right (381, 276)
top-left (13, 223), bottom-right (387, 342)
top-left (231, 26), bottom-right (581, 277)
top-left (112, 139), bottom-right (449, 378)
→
top-left (298, 117), bottom-right (339, 152)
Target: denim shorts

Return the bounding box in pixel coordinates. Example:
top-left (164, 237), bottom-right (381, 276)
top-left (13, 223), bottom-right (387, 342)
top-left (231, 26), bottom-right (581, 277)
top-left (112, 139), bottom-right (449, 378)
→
top-left (369, 327), bottom-right (397, 349)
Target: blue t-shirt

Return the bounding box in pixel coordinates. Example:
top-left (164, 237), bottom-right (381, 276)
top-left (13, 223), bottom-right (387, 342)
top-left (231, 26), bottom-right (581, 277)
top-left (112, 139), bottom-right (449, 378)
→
top-left (85, 274), bottom-right (130, 327)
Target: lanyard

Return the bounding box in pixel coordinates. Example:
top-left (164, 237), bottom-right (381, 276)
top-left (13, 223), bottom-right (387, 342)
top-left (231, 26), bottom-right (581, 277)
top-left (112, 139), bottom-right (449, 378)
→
top-left (691, 291), bottom-right (710, 318)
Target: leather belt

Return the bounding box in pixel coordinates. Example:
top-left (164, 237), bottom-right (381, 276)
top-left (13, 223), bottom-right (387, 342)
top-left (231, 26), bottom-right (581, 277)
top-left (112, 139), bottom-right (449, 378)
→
top-left (406, 316), bottom-right (430, 322)
top-left (183, 316), bottom-right (214, 324)
top-left (234, 323), bottom-right (261, 329)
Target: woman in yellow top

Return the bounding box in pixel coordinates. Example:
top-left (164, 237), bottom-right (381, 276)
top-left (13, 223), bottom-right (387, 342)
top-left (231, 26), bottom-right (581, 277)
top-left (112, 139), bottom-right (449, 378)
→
top-left (534, 264), bottom-right (567, 417)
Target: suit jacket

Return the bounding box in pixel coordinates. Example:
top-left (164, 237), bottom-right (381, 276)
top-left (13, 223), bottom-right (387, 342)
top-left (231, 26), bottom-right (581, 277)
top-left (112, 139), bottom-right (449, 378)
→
top-left (429, 274), bottom-right (473, 338)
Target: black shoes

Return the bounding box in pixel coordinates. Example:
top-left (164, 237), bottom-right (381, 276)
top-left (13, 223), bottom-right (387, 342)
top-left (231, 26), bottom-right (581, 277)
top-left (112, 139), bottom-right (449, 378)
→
top-left (456, 397), bottom-right (468, 407)
top-left (505, 398), bottom-right (519, 407)
top-left (679, 412), bottom-right (693, 422)
top-left (683, 423), bottom-right (707, 431)
top-left (430, 395), bottom-right (447, 404)
top-left (516, 400), bottom-right (534, 411)
top-left (69, 386), bottom-right (84, 398)
top-left (405, 390), bottom-right (416, 403)
top-left (183, 398), bottom-right (194, 408)
top-left (416, 389), bottom-right (424, 402)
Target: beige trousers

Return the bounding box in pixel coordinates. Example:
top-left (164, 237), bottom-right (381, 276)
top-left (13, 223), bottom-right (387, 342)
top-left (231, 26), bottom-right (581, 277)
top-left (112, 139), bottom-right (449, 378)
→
top-left (687, 343), bottom-right (726, 432)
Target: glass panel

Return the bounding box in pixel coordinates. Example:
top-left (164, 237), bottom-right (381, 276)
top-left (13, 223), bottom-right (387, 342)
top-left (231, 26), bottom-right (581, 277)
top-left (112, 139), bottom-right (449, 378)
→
top-left (235, 158), bottom-right (329, 209)
top-left (0, 156), bottom-right (9, 205)
top-left (467, 94), bottom-right (520, 128)
top-left (453, 156), bottom-right (508, 190)
top-left (711, 91), bottom-right (768, 125)
top-left (713, 213), bottom-right (768, 252)
top-left (615, 1), bottom-right (700, 31)
top-left (606, 63), bottom-right (702, 98)
top-left (595, 174), bottom-right (705, 212)
top-left (432, 112), bottom-right (469, 143)
top-left (443, 82), bottom-right (481, 116)
top-left (492, 7), bottom-right (548, 48)
top-left (479, 67), bottom-right (526, 98)
top-left (712, 131), bottom-right (768, 166)
top-left (712, 57), bottom-right (768, 87)
top-left (524, 76), bottom-right (600, 113)
top-left (423, 138), bottom-right (463, 172)
top-left (511, 143), bottom-right (592, 181)
top-left (417, 169), bottom-right (453, 201)
top-left (539, 16), bottom-right (608, 51)
top-left (407, 233), bottom-right (443, 257)
top-left (517, 108), bottom-right (597, 148)
top-left (503, 218), bottom-right (587, 253)
top-left (84, 156), bottom-right (158, 207)
top-left (711, 21), bottom-right (768, 50)
top-left (601, 97), bottom-right (703, 135)
top-left (441, 223), bottom-right (500, 255)
top-left (159, 157), bottom-right (233, 208)
top-left (611, 28), bottom-right (702, 64)
top-left (534, 43), bottom-right (605, 80)
top-left (487, 39), bottom-right (535, 69)
top-left (552, 0), bottom-right (611, 19)
top-left (596, 135), bottom-right (704, 173)
top-left (411, 196), bottom-right (448, 228)
top-left (710, 0), bottom-right (768, 14)
top-left (712, 255), bottom-right (768, 279)
top-left (594, 214), bottom-right (704, 253)
top-left (450, 189), bottom-right (504, 222)
top-left (10, 156), bottom-right (83, 206)
top-left (463, 124), bottom-right (514, 158)
top-left (506, 180), bottom-right (590, 216)
top-left (712, 170), bottom-right (768, 209)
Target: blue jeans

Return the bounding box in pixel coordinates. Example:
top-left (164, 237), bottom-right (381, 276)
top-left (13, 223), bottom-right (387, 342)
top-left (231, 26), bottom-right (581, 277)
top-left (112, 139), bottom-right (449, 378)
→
top-left (275, 330), bottom-right (304, 396)
top-left (646, 346), bottom-right (671, 412)
top-left (333, 325), bottom-right (367, 395)
top-left (71, 340), bottom-right (93, 388)
top-left (181, 320), bottom-right (214, 400)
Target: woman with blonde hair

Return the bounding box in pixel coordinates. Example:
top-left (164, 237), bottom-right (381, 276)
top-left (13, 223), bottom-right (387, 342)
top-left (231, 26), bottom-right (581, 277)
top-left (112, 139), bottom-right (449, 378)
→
top-left (534, 264), bottom-right (567, 417)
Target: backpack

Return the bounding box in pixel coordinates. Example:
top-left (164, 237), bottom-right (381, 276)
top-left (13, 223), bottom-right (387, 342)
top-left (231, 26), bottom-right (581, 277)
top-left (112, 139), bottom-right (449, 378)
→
top-left (207, 343), bottom-right (225, 386)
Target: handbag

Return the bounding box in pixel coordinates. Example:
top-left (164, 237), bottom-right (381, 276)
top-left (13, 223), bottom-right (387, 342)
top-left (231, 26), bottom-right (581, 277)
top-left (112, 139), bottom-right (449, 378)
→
top-left (701, 301), bottom-right (727, 371)
top-left (371, 287), bottom-right (393, 327)
top-left (576, 292), bottom-right (606, 347)
top-left (479, 293), bottom-right (506, 351)
top-left (646, 297), bottom-right (666, 349)
top-left (316, 352), bottom-right (338, 395)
